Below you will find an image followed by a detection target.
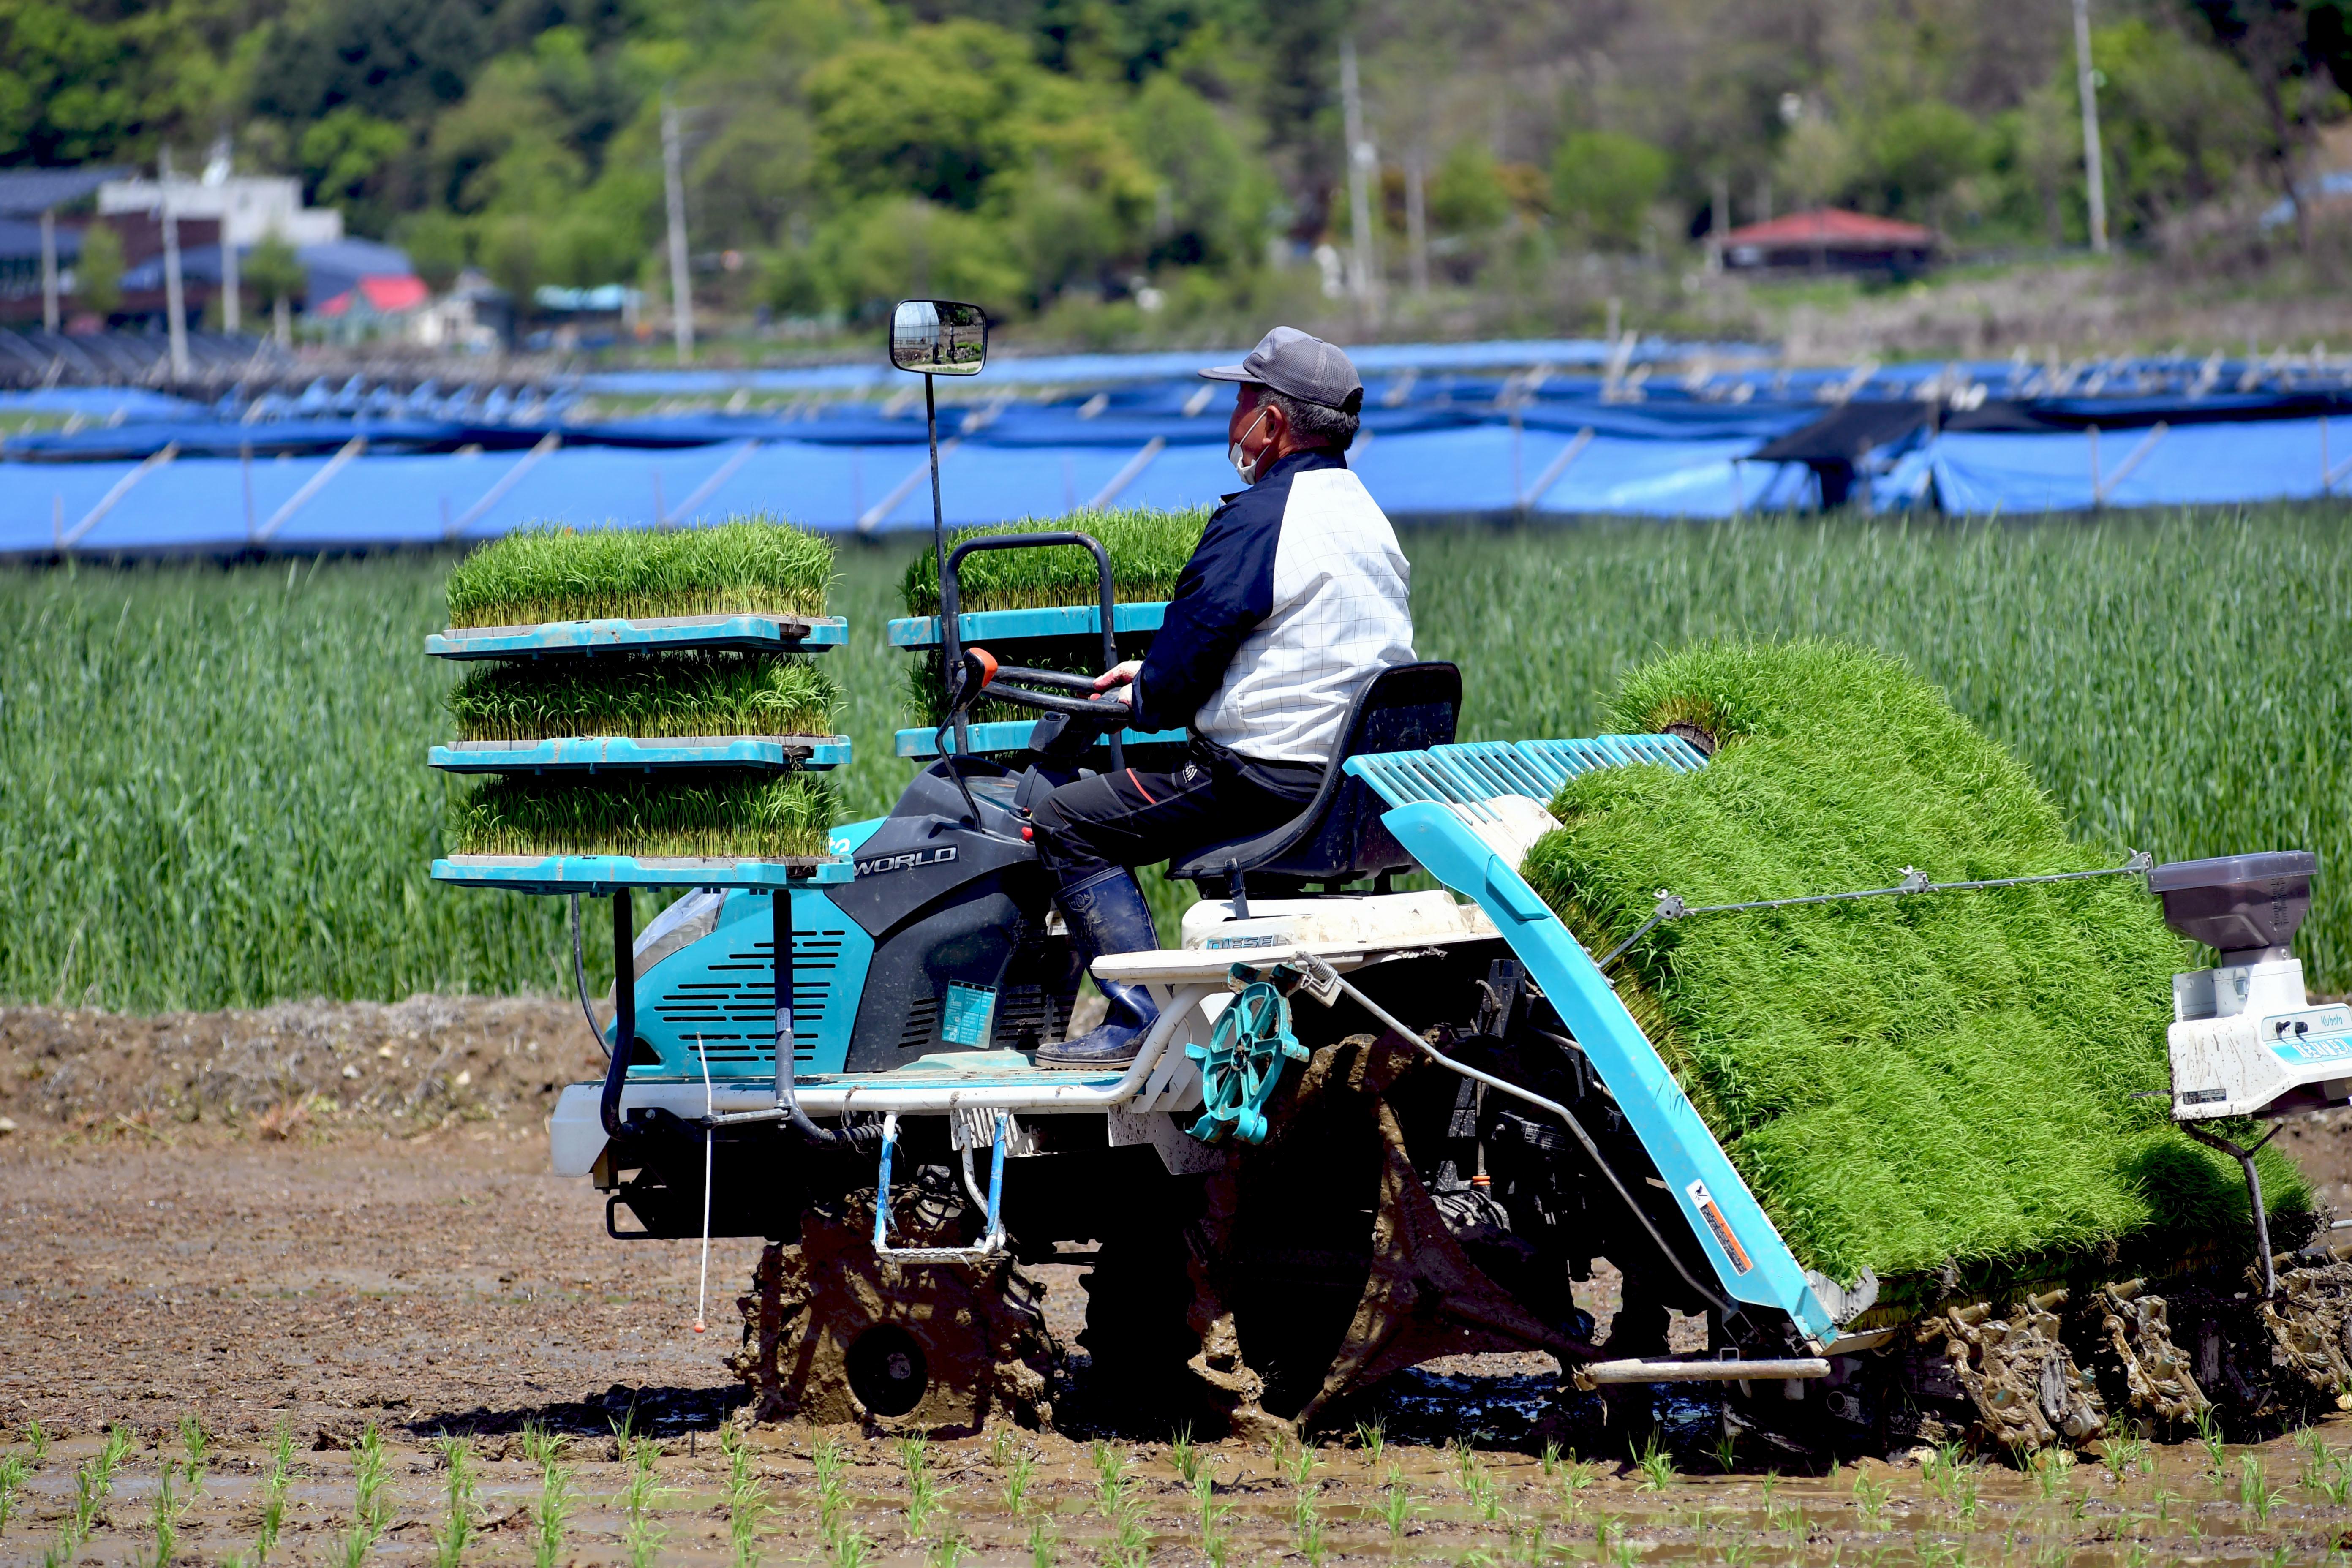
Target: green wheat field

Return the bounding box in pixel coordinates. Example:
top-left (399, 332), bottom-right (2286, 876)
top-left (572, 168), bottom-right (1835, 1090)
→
top-left (1, 509), bottom-right (2346, 1013)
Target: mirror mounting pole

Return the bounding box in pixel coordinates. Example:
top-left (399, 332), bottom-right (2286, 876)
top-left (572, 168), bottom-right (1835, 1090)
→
top-left (925, 370), bottom-right (968, 756)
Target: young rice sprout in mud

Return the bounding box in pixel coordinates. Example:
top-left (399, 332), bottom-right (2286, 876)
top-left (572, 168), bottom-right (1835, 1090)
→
top-left (0, 1454), bottom-right (27, 1533)
top-left (533, 1456), bottom-right (576, 1568)
top-left (1169, 1424), bottom-right (1200, 1486)
top-left (1002, 1448), bottom-right (1036, 1516)
top-left (1383, 1466), bottom-right (1421, 1540)
top-left (2239, 1454), bottom-right (2284, 1524)
top-left (431, 1436), bottom-right (478, 1568)
top-left (239, 1425), bottom-right (295, 1568)
top-left (24, 1421), bottom-right (49, 1466)
top-left (721, 1427), bottom-right (770, 1568)
top-left (142, 1463), bottom-right (183, 1568)
top-left (1634, 1432), bottom-right (1677, 1492)
top-left (1358, 1420), bottom-right (1386, 1465)
top-left (814, 1435), bottom-right (853, 1554)
top-left (1026, 1516), bottom-right (1056, 1568)
top-left (620, 1436), bottom-right (667, 1568)
top-left (338, 1425), bottom-right (392, 1568)
top-left (177, 1416), bottom-right (209, 1490)
top-left (899, 1434), bottom-right (949, 1544)
top-left (1195, 1471), bottom-right (1234, 1561)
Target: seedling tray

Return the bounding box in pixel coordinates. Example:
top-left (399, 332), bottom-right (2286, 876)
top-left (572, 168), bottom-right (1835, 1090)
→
top-left (428, 613), bottom-right (848, 660)
top-left (887, 602), bottom-right (1166, 651)
top-left (433, 853), bottom-right (853, 895)
top-left (430, 735), bottom-right (851, 774)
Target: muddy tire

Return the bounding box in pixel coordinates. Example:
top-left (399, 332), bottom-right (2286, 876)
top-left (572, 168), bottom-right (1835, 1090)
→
top-left (1077, 1179), bottom-right (1203, 1416)
top-left (730, 1169), bottom-right (1059, 1435)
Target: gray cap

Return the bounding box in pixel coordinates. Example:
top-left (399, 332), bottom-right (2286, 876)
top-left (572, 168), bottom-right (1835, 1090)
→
top-left (1200, 325), bottom-right (1364, 414)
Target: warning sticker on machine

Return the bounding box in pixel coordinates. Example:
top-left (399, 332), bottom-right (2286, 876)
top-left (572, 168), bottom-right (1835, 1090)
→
top-left (941, 983), bottom-right (998, 1048)
top-left (1685, 1179), bottom-right (1754, 1274)
top-left (2265, 1005), bottom-right (2352, 1064)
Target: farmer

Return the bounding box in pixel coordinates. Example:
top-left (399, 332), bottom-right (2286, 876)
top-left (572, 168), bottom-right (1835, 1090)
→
top-left (1030, 326), bottom-right (1416, 1068)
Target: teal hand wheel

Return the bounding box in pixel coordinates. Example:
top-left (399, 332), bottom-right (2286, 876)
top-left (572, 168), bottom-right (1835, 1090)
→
top-left (1185, 979), bottom-right (1309, 1145)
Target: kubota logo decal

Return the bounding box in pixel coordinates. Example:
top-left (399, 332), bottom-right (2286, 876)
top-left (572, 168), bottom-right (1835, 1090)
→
top-left (855, 846), bottom-right (958, 877)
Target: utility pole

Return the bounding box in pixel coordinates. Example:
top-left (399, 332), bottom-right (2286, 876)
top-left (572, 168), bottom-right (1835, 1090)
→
top-left (1404, 146), bottom-right (1430, 296)
top-left (39, 208), bottom-right (58, 333)
top-left (662, 92), bottom-right (694, 363)
top-left (210, 136), bottom-right (240, 332)
top-left (1340, 37), bottom-right (1380, 313)
top-left (159, 147), bottom-right (191, 381)
top-left (2071, 0), bottom-right (2110, 254)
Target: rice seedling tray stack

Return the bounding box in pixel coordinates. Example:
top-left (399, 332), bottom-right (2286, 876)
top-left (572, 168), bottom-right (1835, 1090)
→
top-left (1518, 640), bottom-right (2310, 1309)
top-left (894, 508), bottom-right (1207, 759)
top-left (426, 520), bottom-right (850, 892)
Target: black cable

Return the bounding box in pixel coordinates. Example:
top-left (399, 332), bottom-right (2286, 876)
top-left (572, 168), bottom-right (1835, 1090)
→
top-left (571, 893), bottom-right (608, 1062)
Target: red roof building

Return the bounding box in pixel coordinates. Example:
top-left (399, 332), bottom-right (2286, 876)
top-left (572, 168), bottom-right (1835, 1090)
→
top-left (315, 273), bottom-right (429, 317)
top-left (1715, 208), bottom-right (1938, 274)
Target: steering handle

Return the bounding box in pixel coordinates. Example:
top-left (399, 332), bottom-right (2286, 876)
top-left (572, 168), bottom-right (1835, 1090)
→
top-left (955, 647), bottom-right (1133, 724)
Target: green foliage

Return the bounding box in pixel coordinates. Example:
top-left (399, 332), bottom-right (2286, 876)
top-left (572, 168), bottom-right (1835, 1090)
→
top-left (2087, 19), bottom-right (2270, 235)
top-left (244, 232), bottom-right (306, 309)
top-left (443, 516), bottom-right (835, 627)
top-left (1520, 640), bottom-right (2311, 1285)
top-left (1432, 139), bottom-right (1515, 235)
top-left (448, 771), bottom-right (836, 858)
top-left (1551, 130), bottom-right (1670, 247)
top-left (898, 507), bottom-right (1211, 615)
top-left (76, 220), bottom-right (123, 316)
top-left (447, 653), bottom-right (839, 741)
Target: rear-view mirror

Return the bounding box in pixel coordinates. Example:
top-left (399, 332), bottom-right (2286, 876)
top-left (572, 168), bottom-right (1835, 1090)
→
top-left (890, 299), bottom-right (988, 376)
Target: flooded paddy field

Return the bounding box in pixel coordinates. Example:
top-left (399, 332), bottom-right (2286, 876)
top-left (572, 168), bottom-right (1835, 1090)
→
top-left (3, 998), bottom-right (2352, 1564)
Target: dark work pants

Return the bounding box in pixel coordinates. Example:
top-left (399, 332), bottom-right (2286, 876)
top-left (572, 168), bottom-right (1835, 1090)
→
top-left (1029, 743), bottom-right (1321, 882)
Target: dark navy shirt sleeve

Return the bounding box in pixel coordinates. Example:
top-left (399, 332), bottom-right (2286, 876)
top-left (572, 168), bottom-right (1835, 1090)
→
top-left (1129, 483), bottom-right (1282, 732)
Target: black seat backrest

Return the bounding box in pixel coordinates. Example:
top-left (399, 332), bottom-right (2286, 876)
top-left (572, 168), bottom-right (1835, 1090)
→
top-left (1168, 661), bottom-right (1461, 891)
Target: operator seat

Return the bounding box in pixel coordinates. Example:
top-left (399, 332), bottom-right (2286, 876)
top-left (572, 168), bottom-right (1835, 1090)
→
top-left (1168, 661), bottom-right (1460, 899)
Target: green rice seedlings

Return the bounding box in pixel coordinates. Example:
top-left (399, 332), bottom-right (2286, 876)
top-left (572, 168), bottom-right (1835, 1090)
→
top-left (447, 652), bottom-right (841, 743)
top-left (144, 1464), bottom-right (183, 1568)
top-left (898, 508), bottom-right (1211, 617)
top-left (2100, 1435), bottom-right (2148, 1486)
top-left (1382, 1466), bottom-right (1420, 1540)
top-left (431, 1437), bottom-right (478, 1568)
top-left (1633, 1432), bottom-right (1676, 1492)
top-left (248, 1426), bottom-right (294, 1567)
top-left (1026, 1516), bottom-right (1056, 1568)
top-left (2238, 1454), bottom-right (2282, 1525)
top-left (24, 1420), bottom-right (50, 1465)
top-left (899, 1435), bottom-right (948, 1544)
top-left (0, 1452), bottom-right (28, 1532)
top-left (721, 1427), bottom-right (768, 1567)
top-left (830, 1522), bottom-right (874, 1568)
top-left (1169, 1424), bottom-right (1200, 1486)
top-left (516, 1420), bottom-right (568, 1467)
top-left (1195, 1472), bottom-right (1234, 1558)
top-left (1522, 640), bottom-right (2307, 1289)
top-left (2193, 1406), bottom-right (2226, 1484)
top-left (176, 1417), bottom-right (209, 1490)
top-left (448, 770), bottom-right (836, 858)
top-left (1002, 1449), bottom-right (1035, 1516)
top-left (989, 1427), bottom-right (1016, 1469)
top-left (1558, 1453), bottom-right (1602, 1514)
top-left (1851, 1469), bottom-right (1892, 1527)
top-left (339, 1424), bottom-right (392, 1568)
top-left (1289, 1451), bottom-right (1324, 1551)
top-left (928, 1528), bottom-right (970, 1568)
top-left (531, 1460), bottom-right (574, 1568)
top-left (445, 517), bottom-right (835, 627)
top-left (621, 1437), bottom-right (667, 1568)
top-left (813, 1435), bottom-right (850, 1549)
top-left (1712, 1426), bottom-right (1740, 1474)
top-left (1354, 1420), bottom-right (1386, 1466)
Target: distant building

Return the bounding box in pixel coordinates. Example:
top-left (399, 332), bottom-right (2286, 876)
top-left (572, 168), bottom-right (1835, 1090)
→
top-left (98, 173), bottom-right (342, 248)
top-left (1714, 208), bottom-right (1938, 275)
top-left (313, 273), bottom-right (430, 343)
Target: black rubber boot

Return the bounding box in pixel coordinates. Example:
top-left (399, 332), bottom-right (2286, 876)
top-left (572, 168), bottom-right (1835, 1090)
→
top-left (1035, 867), bottom-right (1162, 1070)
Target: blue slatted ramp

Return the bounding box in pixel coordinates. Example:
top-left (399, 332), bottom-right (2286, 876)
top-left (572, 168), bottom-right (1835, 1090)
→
top-left (1345, 734), bottom-right (1708, 819)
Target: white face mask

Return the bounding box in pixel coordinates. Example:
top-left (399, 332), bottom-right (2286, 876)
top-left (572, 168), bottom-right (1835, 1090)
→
top-left (1228, 404), bottom-right (1273, 482)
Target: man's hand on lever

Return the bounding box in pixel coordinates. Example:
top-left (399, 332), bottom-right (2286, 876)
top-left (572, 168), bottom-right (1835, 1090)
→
top-left (1094, 659), bottom-right (1142, 692)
